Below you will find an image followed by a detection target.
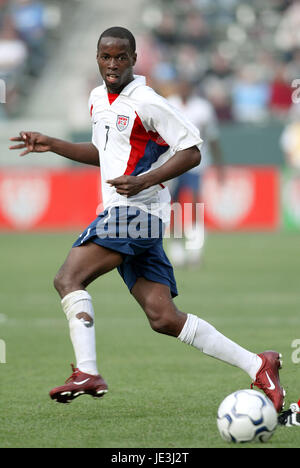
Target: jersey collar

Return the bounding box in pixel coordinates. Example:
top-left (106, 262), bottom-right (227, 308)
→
top-left (102, 75), bottom-right (146, 96)
top-left (121, 75), bottom-right (146, 96)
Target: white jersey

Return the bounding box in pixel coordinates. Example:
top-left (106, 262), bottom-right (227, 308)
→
top-left (89, 75), bottom-right (203, 222)
top-left (167, 94), bottom-right (219, 174)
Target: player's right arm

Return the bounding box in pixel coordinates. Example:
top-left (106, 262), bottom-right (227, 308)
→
top-left (9, 132), bottom-right (99, 167)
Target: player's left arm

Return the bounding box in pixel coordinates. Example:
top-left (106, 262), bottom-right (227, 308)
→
top-left (107, 145), bottom-right (201, 197)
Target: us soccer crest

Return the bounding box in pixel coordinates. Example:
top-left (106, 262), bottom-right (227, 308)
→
top-left (116, 115), bottom-right (129, 132)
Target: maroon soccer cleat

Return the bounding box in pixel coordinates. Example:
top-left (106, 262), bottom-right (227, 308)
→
top-left (49, 364), bottom-right (108, 404)
top-left (251, 351), bottom-right (285, 413)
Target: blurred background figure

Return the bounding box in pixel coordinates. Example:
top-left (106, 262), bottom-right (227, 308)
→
top-left (231, 64), bottom-right (270, 124)
top-left (0, 0), bottom-right (61, 120)
top-left (0, 8), bottom-right (27, 118)
top-left (269, 62), bottom-right (293, 120)
top-left (10, 0), bottom-right (47, 77)
top-left (167, 79), bottom-right (224, 267)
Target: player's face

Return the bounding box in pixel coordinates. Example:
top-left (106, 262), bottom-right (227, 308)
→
top-left (97, 37), bottom-right (137, 94)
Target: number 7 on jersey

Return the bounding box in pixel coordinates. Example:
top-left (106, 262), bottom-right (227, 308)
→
top-left (104, 125), bottom-right (110, 151)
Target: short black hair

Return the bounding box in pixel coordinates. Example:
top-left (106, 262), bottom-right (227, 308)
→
top-left (97, 27), bottom-right (136, 53)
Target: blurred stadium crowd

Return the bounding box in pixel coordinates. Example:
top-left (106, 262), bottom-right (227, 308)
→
top-left (0, 0), bottom-right (67, 119)
top-left (1, 0), bottom-right (300, 127)
top-left (135, 0), bottom-right (300, 124)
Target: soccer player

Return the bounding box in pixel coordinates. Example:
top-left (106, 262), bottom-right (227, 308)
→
top-left (10, 27), bottom-right (285, 412)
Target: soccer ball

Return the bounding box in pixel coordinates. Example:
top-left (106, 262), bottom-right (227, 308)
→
top-left (217, 389), bottom-right (278, 443)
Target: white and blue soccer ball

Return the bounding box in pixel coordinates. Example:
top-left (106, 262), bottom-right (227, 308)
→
top-left (217, 389), bottom-right (278, 443)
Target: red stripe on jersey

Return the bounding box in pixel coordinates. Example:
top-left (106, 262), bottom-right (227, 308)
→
top-left (124, 112), bottom-right (150, 175)
top-left (90, 104), bottom-right (93, 117)
top-left (148, 131), bottom-right (168, 146)
top-left (108, 93), bottom-right (119, 105)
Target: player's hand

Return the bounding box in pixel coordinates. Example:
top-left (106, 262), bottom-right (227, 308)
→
top-left (107, 175), bottom-right (147, 197)
top-left (9, 132), bottom-right (52, 157)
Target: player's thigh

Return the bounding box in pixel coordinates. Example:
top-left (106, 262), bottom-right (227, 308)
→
top-left (131, 277), bottom-right (186, 336)
top-left (54, 241), bottom-right (123, 294)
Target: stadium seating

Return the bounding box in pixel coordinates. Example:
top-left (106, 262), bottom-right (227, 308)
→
top-left (137, 0), bottom-right (300, 124)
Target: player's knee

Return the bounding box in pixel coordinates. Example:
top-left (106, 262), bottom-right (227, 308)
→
top-left (149, 315), bottom-right (173, 335)
top-left (53, 273), bottom-right (61, 293)
top-left (53, 270), bottom-right (76, 297)
top-left (144, 297), bottom-right (177, 335)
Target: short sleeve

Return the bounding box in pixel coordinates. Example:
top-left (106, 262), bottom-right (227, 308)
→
top-left (138, 92), bottom-right (203, 154)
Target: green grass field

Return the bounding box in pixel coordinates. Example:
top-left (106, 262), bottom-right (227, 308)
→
top-left (0, 231), bottom-right (299, 448)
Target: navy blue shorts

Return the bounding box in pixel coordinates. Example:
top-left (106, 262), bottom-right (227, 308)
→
top-left (73, 206), bottom-right (178, 297)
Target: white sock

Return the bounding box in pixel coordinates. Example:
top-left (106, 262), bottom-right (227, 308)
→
top-left (178, 314), bottom-right (262, 380)
top-left (61, 290), bottom-right (99, 376)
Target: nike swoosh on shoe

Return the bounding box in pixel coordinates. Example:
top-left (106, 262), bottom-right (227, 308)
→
top-left (73, 378), bottom-right (90, 385)
top-left (265, 371), bottom-right (275, 390)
